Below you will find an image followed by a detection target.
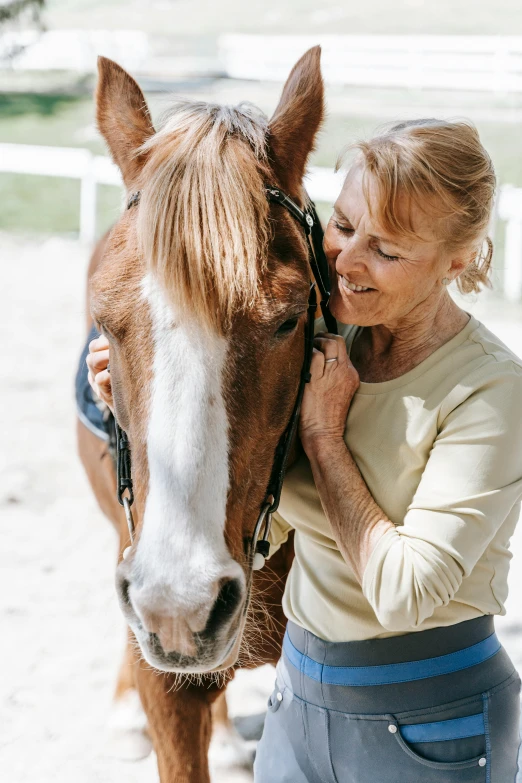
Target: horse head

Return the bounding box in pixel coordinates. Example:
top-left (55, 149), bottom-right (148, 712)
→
top-left (91, 48), bottom-right (324, 673)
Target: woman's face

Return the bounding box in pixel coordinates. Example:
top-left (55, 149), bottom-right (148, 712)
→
top-left (324, 165), bottom-right (456, 328)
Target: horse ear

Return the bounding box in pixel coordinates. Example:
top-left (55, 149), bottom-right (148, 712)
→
top-left (96, 56), bottom-right (155, 190)
top-left (268, 46), bottom-right (324, 196)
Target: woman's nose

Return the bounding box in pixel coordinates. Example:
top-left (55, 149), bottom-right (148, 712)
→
top-left (325, 222), bottom-right (364, 262)
top-left (327, 237), bottom-right (367, 275)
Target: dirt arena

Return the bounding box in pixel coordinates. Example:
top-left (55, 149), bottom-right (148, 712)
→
top-left (1, 232), bottom-right (521, 782)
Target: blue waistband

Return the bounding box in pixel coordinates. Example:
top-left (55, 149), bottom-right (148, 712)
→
top-left (283, 629), bottom-right (501, 687)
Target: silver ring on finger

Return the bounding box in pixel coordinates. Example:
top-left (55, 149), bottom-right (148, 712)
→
top-left (325, 357), bottom-right (338, 364)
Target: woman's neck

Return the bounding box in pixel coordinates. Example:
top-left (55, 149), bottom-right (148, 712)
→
top-left (350, 294), bottom-right (471, 383)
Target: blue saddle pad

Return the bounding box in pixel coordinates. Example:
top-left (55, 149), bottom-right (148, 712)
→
top-left (75, 325), bottom-right (112, 441)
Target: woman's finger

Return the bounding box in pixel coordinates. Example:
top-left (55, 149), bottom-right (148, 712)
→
top-left (311, 346), bottom-right (326, 365)
top-left (94, 369), bottom-right (112, 390)
top-left (89, 333), bottom-right (109, 352)
top-left (310, 346), bottom-right (327, 378)
top-left (86, 348), bottom-right (110, 375)
top-left (315, 333), bottom-right (349, 364)
top-left (93, 369), bottom-right (113, 406)
top-left (314, 336), bottom-right (341, 362)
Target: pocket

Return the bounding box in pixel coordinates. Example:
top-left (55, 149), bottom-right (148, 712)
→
top-left (388, 692), bottom-right (488, 779)
top-left (391, 717), bottom-right (486, 770)
top-left (329, 699), bottom-right (488, 783)
top-left (392, 710), bottom-right (486, 767)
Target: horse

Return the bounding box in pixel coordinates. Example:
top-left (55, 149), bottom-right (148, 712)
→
top-left (76, 46), bottom-right (325, 782)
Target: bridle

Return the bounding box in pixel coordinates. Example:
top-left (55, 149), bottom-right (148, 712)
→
top-left (115, 184), bottom-right (337, 574)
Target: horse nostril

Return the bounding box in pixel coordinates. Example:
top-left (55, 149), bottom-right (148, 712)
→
top-left (118, 576), bottom-right (132, 607)
top-left (220, 578), bottom-right (243, 613)
top-left (205, 578), bottom-right (243, 634)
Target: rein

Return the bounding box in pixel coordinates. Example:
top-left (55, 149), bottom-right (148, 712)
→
top-left (116, 185), bottom-right (337, 573)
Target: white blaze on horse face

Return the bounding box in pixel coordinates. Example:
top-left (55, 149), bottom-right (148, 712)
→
top-left (130, 274), bottom-right (244, 640)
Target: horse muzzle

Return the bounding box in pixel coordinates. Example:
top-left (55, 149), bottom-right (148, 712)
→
top-left (115, 559), bottom-right (247, 672)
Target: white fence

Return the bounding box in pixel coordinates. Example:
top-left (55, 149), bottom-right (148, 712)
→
top-left (2, 142), bottom-right (522, 301)
top-left (1, 29), bottom-right (150, 73)
top-left (0, 143), bottom-right (121, 244)
top-left (5, 30), bottom-right (522, 94)
top-left (1, 28), bottom-right (219, 79)
top-left (219, 35), bottom-right (522, 93)
top-left (498, 186), bottom-right (522, 301)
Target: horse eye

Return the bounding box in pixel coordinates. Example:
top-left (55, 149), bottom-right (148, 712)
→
top-left (276, 317), bottom-right (299, 336)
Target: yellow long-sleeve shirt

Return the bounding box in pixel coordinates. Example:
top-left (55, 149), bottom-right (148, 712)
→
top-left (270, 314), bottom-right (522, 641)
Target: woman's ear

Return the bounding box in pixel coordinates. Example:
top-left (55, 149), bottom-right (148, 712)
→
top-left (96, 56), bottom-right (155, 190)
top-left (447, 245), bottom-right (479, 280)
top-left (267, 46), bottom-right (325, 197)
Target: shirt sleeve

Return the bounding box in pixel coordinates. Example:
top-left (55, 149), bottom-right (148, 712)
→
top-left (362, 362), bottom-right (522, 633)
top-left (268, 510), bottom-right (293, 559)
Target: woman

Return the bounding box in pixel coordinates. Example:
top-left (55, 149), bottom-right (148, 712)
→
top-left (88, 119), bottom-right (522, 781)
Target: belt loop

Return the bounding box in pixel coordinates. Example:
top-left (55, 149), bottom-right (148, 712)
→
top-left (302, 630), bottom-right (308, 702)
top-left (482, 693), bottom-right (492, 783)
top-left (319, 636), bottom-right (328, 709)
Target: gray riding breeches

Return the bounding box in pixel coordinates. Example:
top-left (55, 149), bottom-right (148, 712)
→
top-left (254, 617), bottom-right (521, 782)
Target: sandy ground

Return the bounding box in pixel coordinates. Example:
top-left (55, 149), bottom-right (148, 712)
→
top-left (1, 233), bottom-right (522, 782)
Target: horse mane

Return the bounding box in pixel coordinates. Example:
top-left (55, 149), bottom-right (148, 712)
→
top-left (136, 100), bottom-right (271, 331)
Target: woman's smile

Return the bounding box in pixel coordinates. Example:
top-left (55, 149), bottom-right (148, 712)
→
top-left (338, 274), bottom-right (376, 294)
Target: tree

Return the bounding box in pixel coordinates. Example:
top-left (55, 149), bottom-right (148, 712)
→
top-left (0, 0), bottom-right (44, 25)
top-left (0, 0), bottom-right (45, 63)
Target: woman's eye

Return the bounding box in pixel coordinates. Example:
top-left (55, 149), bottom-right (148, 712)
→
top-left (376, 247), bottom-right (399, 261)
top-left (276, 317), bottom-right (299, 336)
top-left (334, 222), bottom-right (354, 234)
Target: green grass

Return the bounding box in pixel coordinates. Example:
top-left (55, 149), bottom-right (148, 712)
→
top-left (0, 173), bottom-right (121, 235)
top-left (0, 92), bottom-right (103, 150)
top-left (0, 93), bottom-right (120, 235)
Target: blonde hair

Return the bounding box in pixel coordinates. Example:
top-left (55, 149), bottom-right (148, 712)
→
top-left (339, 119), bottom-right (496, 294)
top-left (137, 101), bottom-right (270, 331)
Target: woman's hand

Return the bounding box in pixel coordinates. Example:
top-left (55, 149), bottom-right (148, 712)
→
top-left (86, 334), bottom-right (114, 413)
top-left (299, 332), bottom-right (359, 455)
